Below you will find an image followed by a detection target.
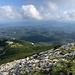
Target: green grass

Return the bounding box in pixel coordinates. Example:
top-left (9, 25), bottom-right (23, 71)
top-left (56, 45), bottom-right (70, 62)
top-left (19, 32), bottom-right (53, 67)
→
top-left (0, 39), bottom-right (54, 65)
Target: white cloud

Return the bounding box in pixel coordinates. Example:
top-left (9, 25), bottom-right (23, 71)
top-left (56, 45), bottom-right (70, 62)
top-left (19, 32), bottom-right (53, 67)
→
top-left (47, 2), bottom-right (58, 11)
top-left (47, 0), bottom-right (75, 6)
top-left (46, 0), bottom-right (75, 9)
top-left (22, 5), bottom-right (42, 20)
top-left (39, 1), bottom-right (58, 20)
top-left (63, 10), bottom-right (75, 21)
top-left (0, 5), bottom-right (42, 20)
top-left (0, 4), bottom-right (75, 21)
top-left (52, 10), bottom-right (75, 21)
top-left (40, 9), bottom-right (75, 21)
top-left (0, 6), bottom-right (22, 19)
top-left (39, 0), bottom-right (75, 21)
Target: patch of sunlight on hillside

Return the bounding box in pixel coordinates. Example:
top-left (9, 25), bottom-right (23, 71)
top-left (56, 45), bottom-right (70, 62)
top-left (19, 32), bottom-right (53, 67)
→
top-left (10, 44), bottom-right (23, 48)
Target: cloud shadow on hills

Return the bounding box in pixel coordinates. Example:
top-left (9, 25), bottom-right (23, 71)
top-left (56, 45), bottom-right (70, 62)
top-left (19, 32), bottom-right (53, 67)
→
top-left (20, 34), bottom-right (60, 43)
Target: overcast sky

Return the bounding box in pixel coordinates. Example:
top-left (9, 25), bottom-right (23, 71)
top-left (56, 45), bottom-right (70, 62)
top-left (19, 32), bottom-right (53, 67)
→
top-left (0, 0), bottom-right (75, 21)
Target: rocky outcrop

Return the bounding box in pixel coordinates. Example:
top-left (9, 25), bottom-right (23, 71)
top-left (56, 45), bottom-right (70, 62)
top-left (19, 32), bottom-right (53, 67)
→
top-left (0, 43), bottom-right (75, 75)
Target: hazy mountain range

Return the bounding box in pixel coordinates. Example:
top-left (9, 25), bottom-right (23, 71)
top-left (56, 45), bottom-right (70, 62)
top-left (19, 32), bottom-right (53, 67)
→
top-left (0, 21), bottom-right (75, 46)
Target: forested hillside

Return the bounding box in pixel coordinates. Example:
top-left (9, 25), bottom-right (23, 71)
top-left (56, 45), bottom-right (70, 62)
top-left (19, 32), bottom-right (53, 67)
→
top-left (0, 23), bottom-right (75, 46)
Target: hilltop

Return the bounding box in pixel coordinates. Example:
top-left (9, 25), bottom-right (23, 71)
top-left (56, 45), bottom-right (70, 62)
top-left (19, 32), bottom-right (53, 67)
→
top-left (0, 40), bottom-right (75, 75)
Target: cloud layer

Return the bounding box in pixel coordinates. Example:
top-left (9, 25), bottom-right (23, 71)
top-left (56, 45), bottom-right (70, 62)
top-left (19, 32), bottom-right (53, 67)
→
top-left (22, 5), bottom-right (42, 20)
top-left (0, 0), bottom-right (75, 21)
top-left (0, 5), bottom-right (42, 20)
top-left (0, 6), bottom-right (22, 19)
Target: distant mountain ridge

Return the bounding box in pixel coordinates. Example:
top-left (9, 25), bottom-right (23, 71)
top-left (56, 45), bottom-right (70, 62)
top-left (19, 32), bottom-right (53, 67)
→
top-left (0, 21), bottom-right (75, 46)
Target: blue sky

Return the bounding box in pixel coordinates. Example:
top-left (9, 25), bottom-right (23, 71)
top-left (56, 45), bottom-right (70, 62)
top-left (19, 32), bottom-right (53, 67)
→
top-left (0, 0), bottom-right (24, 6)
top-left (0, 0), bottom-right (42, 7)
top-left (0, 0), bottom-right (75, 21)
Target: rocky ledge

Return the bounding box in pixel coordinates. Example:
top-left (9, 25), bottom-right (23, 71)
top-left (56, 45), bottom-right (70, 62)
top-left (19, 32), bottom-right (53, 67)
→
top-left (0, 43), bottom-right (75, 75)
